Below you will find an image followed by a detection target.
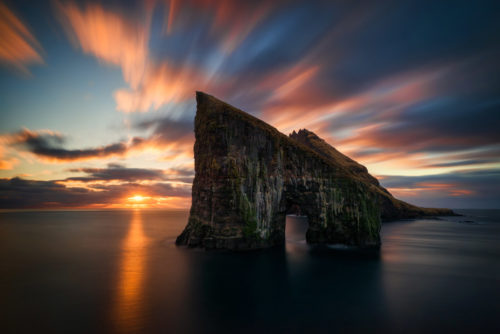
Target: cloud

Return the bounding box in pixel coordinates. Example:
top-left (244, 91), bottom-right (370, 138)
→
top-left (57, 1), bottom-right (220, 114)
top-left (251, 57), bottom-right (500, 177)
top-left (0, 145), bottom-right (18, 170)
top-left (57, 1), bottom-right (294, 113)
top-left (134, 115), bottom-right (194, 146)
top-left (165, 0), bottom-right (278, 53)
top-left (2, 115), bottom-right (194, 163)
top-left (0, 3), bottom-right (43, 74)
top-left (57, 1), bottom-right (149, 88)
top-left (4, 0), bottom-right (495, 209)
top-left (3, 128), bottom-right (142, 162)
top-left (0, 164), bottom-right (194, 209)
top-left (379, 169), bottom-right (500, 209)
top-left (0, 176), bottom-right (191, 209)
top-left (67, 165), bottom-right (167, 182)
top-left (0, 158), bottom-right (18, 170)
top-left (114, 62), bottom-right (210, 112)
top-left (63, 164), bottom-right (193, 185)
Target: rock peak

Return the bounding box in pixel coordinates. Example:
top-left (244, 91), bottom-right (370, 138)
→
top-left (195, 90), bottom-right (210, 102)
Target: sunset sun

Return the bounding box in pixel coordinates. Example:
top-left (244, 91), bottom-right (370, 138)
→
top-left (129, 195), bottom-right (146, 202)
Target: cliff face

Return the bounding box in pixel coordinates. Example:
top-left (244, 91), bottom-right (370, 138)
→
top-left (176, 92), bottom-right (453, 250)
top-left (176, 92), bottom-right (380, 250)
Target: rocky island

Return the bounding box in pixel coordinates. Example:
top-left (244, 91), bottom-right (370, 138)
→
top-left (176, 92), bottom-right (455, 250)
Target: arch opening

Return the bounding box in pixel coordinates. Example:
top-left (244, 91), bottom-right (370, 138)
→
top-left (284, 199), bottom-right (310, 243)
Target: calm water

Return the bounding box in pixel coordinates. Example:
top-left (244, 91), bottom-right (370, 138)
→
top-left (1, 209), bottom-right (499, 333)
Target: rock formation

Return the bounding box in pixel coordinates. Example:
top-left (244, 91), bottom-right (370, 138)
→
top-left (176, 92), bottom-right (454, 250)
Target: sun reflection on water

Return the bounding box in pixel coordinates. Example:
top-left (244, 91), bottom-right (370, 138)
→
top-left (113, 209), bottom-right (147, 333)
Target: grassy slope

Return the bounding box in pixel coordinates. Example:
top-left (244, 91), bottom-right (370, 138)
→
top-left (289, 129), bottom-right (456, 219)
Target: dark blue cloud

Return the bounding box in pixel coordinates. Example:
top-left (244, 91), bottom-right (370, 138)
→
top-left (380, 169), bottom-right (500, 209)
top-left (0, 174), bottom-right (192, 209)
top-left (67, 165), bottom-right (167, 181)
top-left (10, 129), bottom-right (135, 161)
top-left (6, 115), bottom-right (194, 161)
top-left (67, 164), bottom-right (194, 182)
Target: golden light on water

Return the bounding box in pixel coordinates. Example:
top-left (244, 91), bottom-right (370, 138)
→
top-left (113, 210), bottom-right (147, 333)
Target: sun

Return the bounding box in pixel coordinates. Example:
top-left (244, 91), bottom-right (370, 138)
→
top-left (125, 194), bottom-right (153, 208)
top-left (129, 195), bottom-right (146, 202)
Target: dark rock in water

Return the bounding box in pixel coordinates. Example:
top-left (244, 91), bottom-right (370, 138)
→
top-left (176, 92), bottom-right (454, 250)
top-left (458, 220), bottom-right (478, 224)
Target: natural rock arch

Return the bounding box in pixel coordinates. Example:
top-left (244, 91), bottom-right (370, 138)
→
top-left (176, 92), bottom-right (453, 250)
top-left (176, 92), bottom-right (381, 250)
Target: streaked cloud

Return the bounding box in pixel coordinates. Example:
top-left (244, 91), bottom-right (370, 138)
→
top-left (114, 62), bottom-right (210, 112)
top-left (57, 1), bottom-right (215, 113)
top-left (57, 1), bottom-right (149, 88)
top-left (133, 115), bottom-right (194, 148)
top-left (164, 0), bottom-right (279, 53)
top-left (0, 3), bottom-right (43, 74)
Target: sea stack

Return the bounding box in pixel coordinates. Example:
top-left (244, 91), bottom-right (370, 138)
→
top-left (176, 92), bottom-right (454, 250)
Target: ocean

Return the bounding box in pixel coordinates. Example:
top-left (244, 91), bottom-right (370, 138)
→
top-left (1, 209), bottom-right (499, 333)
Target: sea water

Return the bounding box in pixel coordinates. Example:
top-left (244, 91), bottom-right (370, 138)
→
top-left (0, 209), bottom-right (499, 333)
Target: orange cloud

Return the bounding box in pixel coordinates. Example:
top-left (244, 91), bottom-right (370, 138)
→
top-left (58, 1), bottom-right (214, 113)
top-left (114, 61), bottom-right (210, 112)
top-left (0, 3), bottom-right (43, 74)
top-left (265, 65), bottom-right (440, 135)
top-left (57, 2), bottom-right (149, 89)
top-left (165, 0), bottom-right (276, 53)
top-left (0, 145), bottom-right (16, 170)
top-left (269, 65), bottom-right (320, 103)
top-left (58, 1), bottom-right (287, 113)
top-left (449, 189), bottom-right (474, 196)
top-left (251, 65), bottom-right (466, 177)
top-left (388, 182), bottom-right (475, 198)
top-left (0, 156), bottom-right (18, 170)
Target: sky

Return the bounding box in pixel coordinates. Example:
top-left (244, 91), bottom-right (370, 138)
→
top-left (0, 0), bottom-right (499, 209)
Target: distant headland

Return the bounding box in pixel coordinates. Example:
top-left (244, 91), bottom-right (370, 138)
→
top-left (176, 92), bottom-right (455, 250)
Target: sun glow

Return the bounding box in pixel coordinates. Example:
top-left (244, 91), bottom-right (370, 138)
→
top-left (125, 194), bottom-right (154, 209)
top-left (129, 194), bottom-right (147, 202)
top-left (118, 194), bottom-right (191, 209)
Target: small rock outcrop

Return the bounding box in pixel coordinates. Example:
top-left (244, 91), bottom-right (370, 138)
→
top-left (176, 92), bottom-right (453, 250)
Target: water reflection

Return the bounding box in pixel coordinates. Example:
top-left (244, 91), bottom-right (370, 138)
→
top-left (113, 209), bottom-right (148, 333)
top-left (285, 215), bottom-right (309, 263)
